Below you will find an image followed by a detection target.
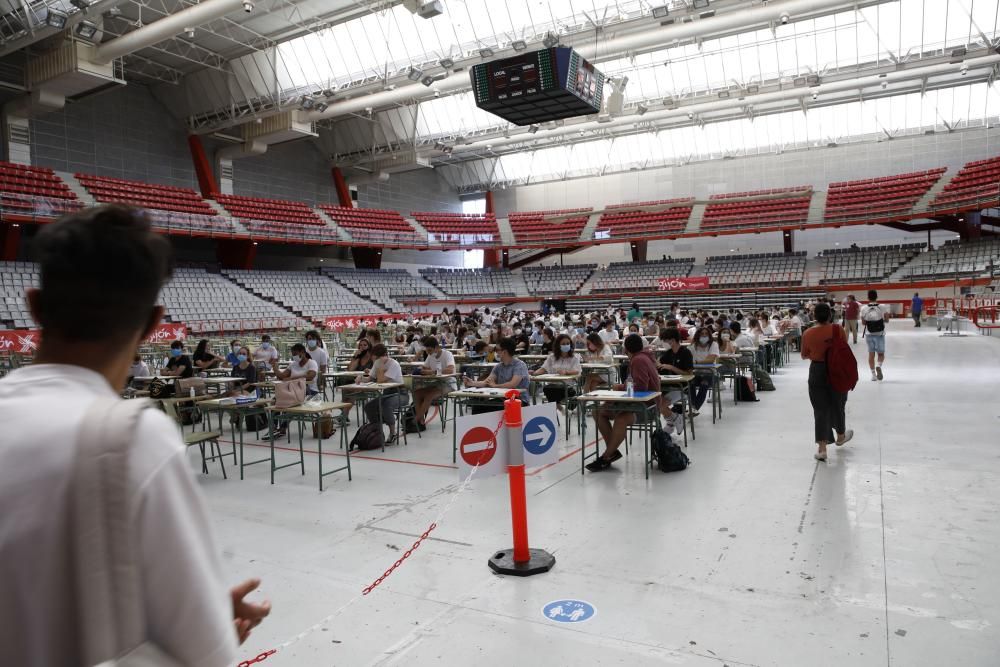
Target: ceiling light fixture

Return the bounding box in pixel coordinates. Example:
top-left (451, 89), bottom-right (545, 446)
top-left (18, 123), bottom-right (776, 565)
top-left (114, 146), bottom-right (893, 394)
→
top-left (46, 9), bottom-right (68, 28)
top-left (745, 84), bottom-right (759, 94)
top-left (479, 47), bottom-right (494, 59)
top-left (75, 21), bottom-right (98, 39)
top-left (717, 90), bottom-right (730, 99)
top-left (407, 67), bottom-right (423, 81)
top-left (438, 57), bottom-right (454, 68)
top-left (184, 26), bottom-right (195, 39)
top-left (692, 0), bottom-right (710, 8)
top-left (314, 102), bottom-right (329, 112)
top-left (528, 124), bottom-right (539, 133)
top-left (511, 39), bottom-right (527, 51)
top-left (652, 6), bottom-right (669, 18)
top-left (300, 95), bottom-right (315, 110)
top-left (542, 32), bottom-right (559, 48)
top-left (636, 104), bottom-right (648, 115)
top-left (70, 0), bottom-right (95, 10)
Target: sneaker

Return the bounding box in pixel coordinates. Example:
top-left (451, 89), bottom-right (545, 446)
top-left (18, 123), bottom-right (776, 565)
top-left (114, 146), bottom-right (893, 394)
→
top-left (674, 418), bottom-right (685, 436)
top-left (871, 371), bottom-right (878, 381)
top-left (876, 367), bottom-right (883, 381)
top-left (585, 457), bottom-right (612, 472)
top-left (690, 409), bottom-right (700, 417)
top-left (836, 429), bottom-right (854, 446)
top-left (608, 450), bottom-right (623, 463)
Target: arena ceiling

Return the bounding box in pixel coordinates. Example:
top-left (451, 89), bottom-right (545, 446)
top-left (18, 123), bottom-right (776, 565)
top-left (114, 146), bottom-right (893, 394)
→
top-left (3, 0), bottom-right (1000, 190)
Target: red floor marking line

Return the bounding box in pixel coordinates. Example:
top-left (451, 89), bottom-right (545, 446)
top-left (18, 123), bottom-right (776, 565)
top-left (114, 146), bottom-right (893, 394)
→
top-left (218, 439), bottom-right (459, 470)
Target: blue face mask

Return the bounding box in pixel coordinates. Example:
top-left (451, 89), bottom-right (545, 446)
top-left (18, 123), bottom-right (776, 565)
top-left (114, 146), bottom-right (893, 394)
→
top-left (560, 344), bottom-right (572, 353)
top-left (237, 354), bottom-right (248, 363)
top-left (262, 342), bottom-right (271, 349)
top-left (170, 348), bottom-right (182, 357)
top-left (307, 340), bottom-right (317, 349)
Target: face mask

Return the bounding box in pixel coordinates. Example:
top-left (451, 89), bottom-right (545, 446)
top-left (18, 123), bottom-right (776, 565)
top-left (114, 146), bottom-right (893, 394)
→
top-left (560, 344), bottom-right (572, 353)
top-left (514, 329), bottom-right (522, 335)
top-left (170, 348), bottom-right (182, 357)
top-left (699, 337), bottom-right (709, 345)
top-left (237, 354), bottom-right (247, 363)
top-left (307, 340), bottom-right (317, 349)
top-left (262, 342), bottom-right (271, 349)
top-left (232, 345), bottom-right (240, 352)
top-left (722, 334), bottom-right (731, 340)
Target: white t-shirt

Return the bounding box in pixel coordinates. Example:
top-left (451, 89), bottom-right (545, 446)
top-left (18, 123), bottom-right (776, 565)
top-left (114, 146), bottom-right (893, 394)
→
top-left (307, 345), bottom-right (329, 371)
top-left (0, 365), bottom-right (237, 667)
top-left (372, 356), bottom-right (403, 384)
top-left (861, 303), bottom-right (890, 336)
top-left (733, 333), bottom-right (757, 349)
top-left (287, 358), bottom-right (320, 392)
top-left (692, 342), bottom-right (720, 362)
top-left (599, 328), bottom-right (619, 343)
top-left (789, 315), bottom-right (804, 333)
top-left (422, 349), bottom-right (457, 391)
top-left (253, 343), bottom-right (279, 363)
top-left (541, 353), bottom-right (582, 375)
top-left (129, 360), bottom-right (150, 377)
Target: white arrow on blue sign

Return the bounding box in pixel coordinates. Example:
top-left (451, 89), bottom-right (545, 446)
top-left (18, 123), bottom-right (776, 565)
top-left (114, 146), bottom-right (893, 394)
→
top-left (520, 403), bottom-right (560, 466)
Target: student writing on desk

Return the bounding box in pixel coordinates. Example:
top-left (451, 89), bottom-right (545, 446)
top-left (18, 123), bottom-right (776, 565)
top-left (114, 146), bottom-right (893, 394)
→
top-left (688, 327), bottom-right (719, 416)
top-left (530, 333), bottom-right (581, 405)
top-left (161, 340), bottom-right (194, 378)
top-left (657, 328), bottom-right (693, 436)
top-left (586, 334), bottom-right (661, 472)
top-left (462, 337), bottom-right (529, 414)
top-left (412, 336), bottom-right (456, 430)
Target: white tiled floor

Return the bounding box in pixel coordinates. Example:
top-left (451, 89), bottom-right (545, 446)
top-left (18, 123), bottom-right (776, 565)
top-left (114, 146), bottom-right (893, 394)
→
top-left (194, 321), bottom-right (1000, 666)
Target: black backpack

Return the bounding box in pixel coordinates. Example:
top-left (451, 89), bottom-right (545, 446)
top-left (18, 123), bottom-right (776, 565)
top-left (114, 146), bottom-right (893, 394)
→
top-left (735, 375), bottom-right (759, 402)
top-left (650, 429), bottom-right (689, 473)
top-left (863, 304), bottom-right (885, 334)
top-left (350, 422), bottom-right (385, 451)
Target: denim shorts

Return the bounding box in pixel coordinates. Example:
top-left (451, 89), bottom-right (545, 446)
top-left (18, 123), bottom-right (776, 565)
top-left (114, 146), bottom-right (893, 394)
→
top-left (866, 334), bottom-right (886, 354)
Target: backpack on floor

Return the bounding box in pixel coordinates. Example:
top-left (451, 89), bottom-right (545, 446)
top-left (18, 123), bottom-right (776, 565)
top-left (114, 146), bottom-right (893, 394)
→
top-left (735, 375), bottom-right (758, 402)
top-left (349, 422), bottom-right (384, 451)
top-left (650, 429), bottom-right (689, 473)
top-left (825, 324), bottom-right (859, 393)
top-left (753, 367), bottom-right (775, 391)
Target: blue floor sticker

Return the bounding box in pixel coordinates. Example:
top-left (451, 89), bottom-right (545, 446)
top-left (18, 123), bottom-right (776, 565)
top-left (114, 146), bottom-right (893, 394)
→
top-left (542, 599), bottom-right (595, 623)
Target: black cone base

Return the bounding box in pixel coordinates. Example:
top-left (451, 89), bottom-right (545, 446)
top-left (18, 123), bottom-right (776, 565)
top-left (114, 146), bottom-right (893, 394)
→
top-left (488, 547), bottom-right (556, 576)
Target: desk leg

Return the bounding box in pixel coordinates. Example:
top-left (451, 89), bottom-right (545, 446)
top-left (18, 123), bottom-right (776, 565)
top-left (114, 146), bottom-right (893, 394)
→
top-left (451, 398), bottom-right (458, 464)
top-left (268, 413), bottom-right (275, 485)
top-left (318, 420), bottom-right (324, 492)
top-left (344, 422), bottom-right (352, 481)
top-left (297, 421), bottom-right (305, 475)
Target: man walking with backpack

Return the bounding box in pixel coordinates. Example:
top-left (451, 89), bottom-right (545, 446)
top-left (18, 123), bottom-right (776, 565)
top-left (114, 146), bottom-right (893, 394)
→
top-left (861, 289), bottom-right (891, 381)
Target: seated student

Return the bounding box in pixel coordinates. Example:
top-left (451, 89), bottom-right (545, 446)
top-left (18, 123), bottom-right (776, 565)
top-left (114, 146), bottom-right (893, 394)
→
top-left (193, 339), bottom-right (221, 371)
top-left (747, 319), bottom-right (765, 346)
top-left (462, 337), bottom-right (529, 413)
top-left (539, 327), bottom-right (555, 356)
top-left (731, 321), bottom-right (756, 349)
top-left (364, 344), bottom-right (409, 445)
top-left (405, 331), bottom-right (425, 357)
top-left (128, 354), bottom-right (150, 381)
top-left (253, 335), bottom-right (279, 365)
top-left (717, 328), bottom-right (737, 355)
top-left (586, 334), bottom-right (660, 472)
top-left (599, 320), bottom-right (619, 344)
top-left (305, 330), bottom-right (329, 393)
top-left (688, 327), bottom-right (719, 415)
top-left (657, 327), bottom-right (694, 435)
top-left (531, 333), bottom-right (582, 405)
top-left (229, 345), bottom-right (258, 395)
top-left (529, 320), bottom-right (546, 346)
top-left (272, 344), bottom-right (319, 397)
top-left (224, 339), bottom-right (242, 367)
top-left (581, 332), bottom-right (614, 393)
top-left (512, 328), bottom-right (531, 353)
top-left (341, 338), bottom-right (375, 421)
top-left (412, 336), bottom-right (456, 429)
top-left (161, 340), bottom-right (194, 378)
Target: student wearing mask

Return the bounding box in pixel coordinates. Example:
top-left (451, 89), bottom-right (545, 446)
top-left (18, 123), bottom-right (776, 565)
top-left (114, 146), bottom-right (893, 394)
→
top-left (586, 334), bottom-right (660, 472)
top-left (513, 328), bottom-right (531, 353)
top-left (599, 320), bottom-right (620, 344)
top-left (162, 340), bottom-right (194, 378)
top-left (531, 333), bottom-right (582, 405)
top-left (800, 303), bottom-right (853, 460)
top-left (717, 328), bottom-right (736, 354)
top-left (224, 339), bottom-right (242, 367)
top-left (229, 345), bottom-right (258, 392)
top-left (365, 344), bottom-right (408, 445)
top-left (128, 354), bottom-right (150, 383)
top-left (0, 205), bottom-right (268, 666)
top-left (305, 330), bottom-right (329, 394)
top-left (731, 321), bottom-right (756, 349)
top-left (689, 327), bottom-right (719, 415)
top-left (253, 335), bottom-right (279, 364)
top-left (582, 333), bottom-right (614, 393)
top-left (340, 338), bottom-right (375, 422)
top-left (272, 344), bottom-right (319, 397)
top-left (539, 327), bottom-right (555, 356)
top-left (193, 339), bottom-right (221, 371)
top-left (657, 327), bottom-right (694, 435)
top-left (412, 337), bottom-right (456, 429)
top-left (627, 302), bottom-right (643, 323)
top-left (529, 321), bottom-right (546, 346)
top-left (462, 337), bottom-right (530, 413)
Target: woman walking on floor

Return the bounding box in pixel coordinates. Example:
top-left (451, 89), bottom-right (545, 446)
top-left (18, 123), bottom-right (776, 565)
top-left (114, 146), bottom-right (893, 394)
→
top-left (800, 303), bottom-right (854, 461)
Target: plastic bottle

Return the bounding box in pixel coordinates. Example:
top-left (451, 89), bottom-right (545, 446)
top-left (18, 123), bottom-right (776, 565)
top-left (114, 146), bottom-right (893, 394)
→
top-left (189, 387), bottom-right (196, 398)
top-left (625, 378), bottom-right (634, 397)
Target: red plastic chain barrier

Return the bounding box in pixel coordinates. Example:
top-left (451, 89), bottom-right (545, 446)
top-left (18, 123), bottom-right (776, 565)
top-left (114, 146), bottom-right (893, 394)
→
top-left (237, 649), bottom-right (276, 667)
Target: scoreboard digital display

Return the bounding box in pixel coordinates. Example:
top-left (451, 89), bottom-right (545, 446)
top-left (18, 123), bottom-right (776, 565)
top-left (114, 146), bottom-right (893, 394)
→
top-left (471, 47), bottom-right (605, 126)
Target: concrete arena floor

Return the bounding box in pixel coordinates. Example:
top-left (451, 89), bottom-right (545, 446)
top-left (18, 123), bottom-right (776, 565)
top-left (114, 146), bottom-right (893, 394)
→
top-left (193, 321), bottom-right (1000, 666)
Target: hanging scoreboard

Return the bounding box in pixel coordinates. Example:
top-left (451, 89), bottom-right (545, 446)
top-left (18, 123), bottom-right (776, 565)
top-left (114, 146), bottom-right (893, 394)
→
top-left (470, 47), bottom-right (605, 126)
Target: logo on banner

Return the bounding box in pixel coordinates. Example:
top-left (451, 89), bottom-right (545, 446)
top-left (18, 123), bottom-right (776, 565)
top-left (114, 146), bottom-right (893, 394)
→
top-left (656, 277), bottom-right (710, 292)
top-left (460, 426), bottom-right (498, 467)
top-left (144, 324), bottom-right (187, 344)
top-left (0, 330), bottom-right (39, 353)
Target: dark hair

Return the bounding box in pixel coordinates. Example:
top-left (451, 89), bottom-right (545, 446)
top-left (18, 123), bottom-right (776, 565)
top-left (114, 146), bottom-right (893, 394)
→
top-left (290, 343), bottom-right (309, 358)
top-left (306, 330), bottom-right (324, 346)
top-left (542, 327), bottom-right (554, 341)
top-left (170, 340), bottom-right (184, 350)
top-left (554, 334), bottom-right (573, 358)
top-left (661, 328), bottom-right (681, 343)
top-left (497, 337), bottom-right (516, 356)
top-left (867, 289), bottom-right (878, 301)
top-left (230, 339), bottom-right (241, 347)
top-left (623, 333), bottom-right (644, 354)
top-left (729, 321), bottom-right (741, 334)
top-left (194, 339), bottom-right (210, 359)
top-left (261, 334), bottom-right (272, 342)
top-left (473, 340), bottom-right (488, 353)
top-left (815, 303), bottom-right (832, 323)
top-left (367, 329), bottom-right (382, 343)
top-left (32, 205), bottom-right (172, 342)
top-left (586, 332), bottom-right (604, 350)
top-left (371, 343), bottom-right (388, 357)
top-left (422, 335), bottom-right (439, 349)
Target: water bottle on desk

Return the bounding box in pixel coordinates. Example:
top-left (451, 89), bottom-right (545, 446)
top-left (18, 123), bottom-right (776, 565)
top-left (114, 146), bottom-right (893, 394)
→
top-left (625, 378), bottom-right (634, 397)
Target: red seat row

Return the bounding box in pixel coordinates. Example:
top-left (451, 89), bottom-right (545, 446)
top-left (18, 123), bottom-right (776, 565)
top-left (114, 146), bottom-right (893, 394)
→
top-left (596, 199), bottom-right (693, 238)
top-left (214, 194), bottom-right (323, 226)
top-left (703, 189), bottom-right (811, 229)
top-left (825, 169), bottom-right (944, 221)
top-left (508, 208), bottom-right (592, 242)
top-left (0, 161), bottom-right (76, 200)
top-left (931, 156), bottom-right (1000, 209)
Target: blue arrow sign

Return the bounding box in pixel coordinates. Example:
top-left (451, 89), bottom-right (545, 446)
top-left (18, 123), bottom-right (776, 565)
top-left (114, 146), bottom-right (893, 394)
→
top-left (523, 415), bottom-right (556, 455)
top-left (543, 599), bottom-right (595, 623)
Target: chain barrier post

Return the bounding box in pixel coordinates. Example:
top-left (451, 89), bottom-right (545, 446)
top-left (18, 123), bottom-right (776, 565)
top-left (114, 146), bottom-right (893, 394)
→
top-left (487, 390), bottom-right (556, 576)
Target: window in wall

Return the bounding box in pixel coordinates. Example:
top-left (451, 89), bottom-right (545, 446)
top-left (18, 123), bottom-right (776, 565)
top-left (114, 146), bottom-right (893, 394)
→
top-left (461, 196), bottom-right (486, 269)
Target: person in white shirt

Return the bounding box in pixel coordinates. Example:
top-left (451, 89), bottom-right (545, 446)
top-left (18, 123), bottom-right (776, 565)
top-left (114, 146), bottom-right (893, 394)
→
top-left (582, 332), bottom-right (615, 392)
top-left (689, 327), bottom-right (719, 414)
top-left (861, 288), bottom-right (891, 381)
top-left (305, 330), bottom-right (329, 394)
top-left (128, 354), bottom-right (150, 381)
top-left (253, 334), bottom-right (280, 365)
top-left (531, 333), bottom-right (582, 405)
top-left (731, 321), bottom-right (757, 350)
top-left (0, 206), bottom-right (268, 667)
top-left (599, 320), bottom-right (620, 344)
top-left (273, 343), bottom-right (319, 396)
top-left (412, 336), bottom-right (456, 429)
top-left (365, 344), bottom-right (409, 444)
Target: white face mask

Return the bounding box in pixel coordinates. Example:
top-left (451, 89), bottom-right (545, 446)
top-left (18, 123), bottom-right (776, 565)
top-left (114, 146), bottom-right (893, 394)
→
top-left (699, 336), bottom-right (710, 345)
top-left (721, 333), bottom-right (730, 340)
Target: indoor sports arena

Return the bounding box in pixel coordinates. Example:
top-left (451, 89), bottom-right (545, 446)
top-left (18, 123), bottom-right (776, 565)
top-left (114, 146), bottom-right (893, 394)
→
top-left (0, 1), bottom-right (998, 665)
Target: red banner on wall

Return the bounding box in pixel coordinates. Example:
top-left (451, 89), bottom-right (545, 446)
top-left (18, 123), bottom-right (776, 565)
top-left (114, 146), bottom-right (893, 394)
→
top-left (0, 330), bottom-right (39, 354)
top-left (656, 277), bottom-right (710, 292)
top-left (323, 314), bottom-right (414, 331)
top-left (145, 324), bottom-right (188, 344)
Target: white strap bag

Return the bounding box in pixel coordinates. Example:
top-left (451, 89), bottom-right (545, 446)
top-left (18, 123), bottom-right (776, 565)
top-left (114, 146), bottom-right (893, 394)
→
top-left (73, 398), bottom-right (183, 667)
